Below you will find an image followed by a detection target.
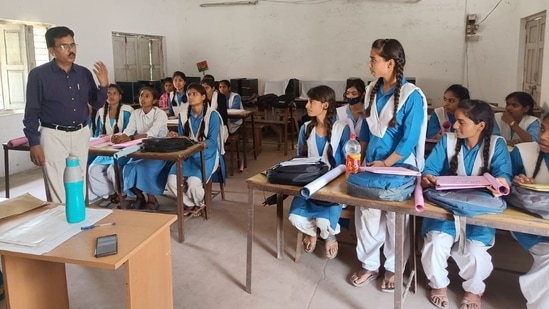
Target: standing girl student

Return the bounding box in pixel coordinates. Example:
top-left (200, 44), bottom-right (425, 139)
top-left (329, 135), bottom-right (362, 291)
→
top-left (427, 84), bottom-right (470, 140)
top-left (509, 113), bottom-right (549, 309)
top-left (218, 79), bottom-right (244, 134)
top-left (114, 86), bottom-right (168, 210)
top-left (88, 84), bottom-right (133, 206)
top-left (336, 78), bottom-right (368, 160)
top-left (420, 100), bottom-right (512, 309)
top-left (494, 91), bottom-right (539, 146)
top-left (288, 85), bottom-right (350, 259)
top-left (165, 83), bottom-right (223, 216)
top-left (168, 71), bottom-right (188, 117)
top-left (350, 38), bottom-right (428, 292)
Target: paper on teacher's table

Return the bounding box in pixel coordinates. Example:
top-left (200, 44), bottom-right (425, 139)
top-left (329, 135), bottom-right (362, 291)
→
top-left (109, 137), bottom-right (145, 149)
top-left (414, 176), bottom-right (424, 212)
top-left (300, 165), bottom-right (346, 199)
top-left (0, 206), bottom-right (112, 255)
top-left (89, 136), bottom-right (111, 148)
top-left (359, 166), bottom-right (421, 176)
top-left (0, 193), bottom-right (48, 220)
top-left (7, 136), bottom-right (28, 148)
top-left (279, 157), bottom-right (322, 167)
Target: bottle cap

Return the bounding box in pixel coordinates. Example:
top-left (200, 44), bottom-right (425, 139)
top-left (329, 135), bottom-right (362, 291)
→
top-left (66, 156), bottom-right (80, 167)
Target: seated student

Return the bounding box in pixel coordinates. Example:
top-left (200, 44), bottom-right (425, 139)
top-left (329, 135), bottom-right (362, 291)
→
top-left (420, 100), bottom-right (512, 309)
top-left (494, 91), bottom-right (540, 146)
top-left (88, 84), bottom-right (133, 206)
top-left (288, 85), bottom-right (350, 259)
top-left (113, 86), bottom-right (168, 210)
top-left (336, 78), bottom-right (368, 160)
top-left (168, 71), bottom-right (188, 117)
top-left (218, 79), bottom-right (244, 134)
top-left (158, 77), bottom-right (174, 113)
top-left (201, 78), bottom-right (229, 140)
top-left (509, 113), bottom-right (549, 309)
top-left (427, 84), bottom-right (470, 140)
top-left (165, 83), bottom-right (223, 217)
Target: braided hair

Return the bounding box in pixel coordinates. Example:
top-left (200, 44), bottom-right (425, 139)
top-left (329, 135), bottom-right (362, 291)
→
top-left (102, 84), bottom-right (124, 135)
top-left (364, 39), bottom-right (406, 127)
top-left (300, 85), bottom-right (337, 168)
top-left (183, 83), bottom-right (210, 141)
top-left (448, 100), bottom-right (495, 176)
top-left (531, 113), bottom-right (549, 178)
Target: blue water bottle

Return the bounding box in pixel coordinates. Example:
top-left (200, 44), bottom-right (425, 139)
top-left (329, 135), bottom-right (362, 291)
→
top-left (64, 155), bottom-right (85, 223)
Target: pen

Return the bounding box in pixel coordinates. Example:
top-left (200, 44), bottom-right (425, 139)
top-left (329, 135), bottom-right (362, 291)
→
top-left (81, 222), bottom-right (116, 230)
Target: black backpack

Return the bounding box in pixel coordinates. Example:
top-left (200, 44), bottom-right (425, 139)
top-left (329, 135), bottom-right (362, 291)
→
top-left (266, 159), bottom-right (329, 186)
top-left (142, 137), bottom-right (197, 153)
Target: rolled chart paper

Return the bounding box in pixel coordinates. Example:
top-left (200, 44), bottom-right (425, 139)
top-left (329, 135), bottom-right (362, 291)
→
top-left (299, 165), bottom-right (346, 199)
top-left (113, 145), bottom-right (142, 159)
top-left (7, 136), bottom-right (28, 148)
top-left (483, 172), bottom-right (510, 195)
top-left (414, 176), bottom-right (424, 212)
top-left (88, 136), bottom-right (111, 147)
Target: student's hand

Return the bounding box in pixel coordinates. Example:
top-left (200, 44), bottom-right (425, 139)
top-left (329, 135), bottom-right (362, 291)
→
top-left (421, 174), bottom-right (437, 188)
top-left (93, 61), bottom-right (109, 87)
top-left (111, 134), bottom-right (130, 144)
top-left (367, 160), bottom-right (386, 167)
top-left (166, 131), bottom-right (178, 138)
top-left (488, 177), bottom-right (510, 198)
top-left (432, 132), bottom-right (442, 140)
top-left (501, 112), bottom-right (514, 126)
top-left (29, 145), bottom-right (45, 166)
top-left (512, 174), bottom-right (534, 186)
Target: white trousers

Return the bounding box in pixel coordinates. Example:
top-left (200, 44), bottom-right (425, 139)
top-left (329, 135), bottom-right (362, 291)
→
top-left (288, 214), bottom-right (340, 240)
top-left (41, 127), bottom-right (89, 203)
top-left (166, 175), bottom-right (205, 207)
top-left (421, 231), bottom-right (493, 295)
top-left (355, 207), bottom-right (409, 272)
top-left (88, 163), bottom-right (117, 200)
top-left (520, 242), bottom-right (549, 309)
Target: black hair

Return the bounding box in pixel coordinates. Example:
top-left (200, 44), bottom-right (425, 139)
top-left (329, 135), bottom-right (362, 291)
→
top-left (506, 91), bottom-right (536, 116)
top-left (139, 86), bottom-right (159, 100)
top-left (364, 39), bottom-right (406, 127)
top-left (45, 26), bottom-right (74, 48)
top-left (219, 80), bottom-right (231, 89)
top-left (162, 77), bottom-right (173, 85)
top-left (200, 78), bottom-right (216, 88)
top-left (102, 84), bottom-right (124, 135)
top-left (184, 83), bottom-right (209, 141)
top-left (172, 71), bottom-right (186, 82)
top-left (445, 84), bottom-right (470, 101)
top-left (345, 78), bottom-right (366, 99)
top-left (203, 74), bottom-right (215, 81)
top-left (300, 85), bottom-right (337, 168)
top-left (448, 99), bottom-right (495, 176)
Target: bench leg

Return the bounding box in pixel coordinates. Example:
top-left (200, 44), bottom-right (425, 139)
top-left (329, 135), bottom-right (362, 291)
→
top-left (295, 231), bottom-right (303, 263)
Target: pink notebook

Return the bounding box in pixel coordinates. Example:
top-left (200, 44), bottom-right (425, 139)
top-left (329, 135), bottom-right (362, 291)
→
top-left (436, 173), bottom-right (509, 195)
top-left (359, 166), bottom-right (421, 176)
top-left (7, 136), bottom-right (28, 148)
top-left (109, 138), bottom-right (145, 149)
top-left (89, 136), bottom-right (111, 147)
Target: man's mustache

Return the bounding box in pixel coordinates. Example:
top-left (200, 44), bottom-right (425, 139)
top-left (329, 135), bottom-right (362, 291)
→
top-left (69, 52), bottom-right (76, 57)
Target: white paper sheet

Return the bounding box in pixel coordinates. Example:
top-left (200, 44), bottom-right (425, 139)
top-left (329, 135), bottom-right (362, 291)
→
top-left (0, 206), bottom-right (112, 255)
top-left (300, 165), bottom-right (346, 199)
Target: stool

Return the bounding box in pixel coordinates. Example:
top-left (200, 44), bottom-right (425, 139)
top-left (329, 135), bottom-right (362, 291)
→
top-left (225, 134), bottom-right (241, 176)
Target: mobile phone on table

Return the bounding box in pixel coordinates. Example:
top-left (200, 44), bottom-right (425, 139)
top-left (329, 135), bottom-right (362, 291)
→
top-left (94, 234), bottom-right (118, 258)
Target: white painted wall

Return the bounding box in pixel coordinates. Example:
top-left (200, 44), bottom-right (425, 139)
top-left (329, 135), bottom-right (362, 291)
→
top-left (1, 0), bottom-right (548, 177)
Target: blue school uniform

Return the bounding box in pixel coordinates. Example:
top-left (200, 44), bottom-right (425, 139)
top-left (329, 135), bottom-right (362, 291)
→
top-left (167, 108), bottom-right (222, 181)
top-left (510, 143), bottom-right (549, 249)
top-left (364, 79), bottom-right (427, 169)
top-left (289, 121), bottom-right (350, 230)
top-left (427, 109), bottom-right (456, 139)
top-left (421, 133), bottom-right (513, 245)
top-left (335, 105), bottom-right (368, 141)
top-left (92, 104), bottom-right (133, 166)
top-left (168, 91), bottom-right (188, 116)
top-left (494, 113), bottom-right (540, 143)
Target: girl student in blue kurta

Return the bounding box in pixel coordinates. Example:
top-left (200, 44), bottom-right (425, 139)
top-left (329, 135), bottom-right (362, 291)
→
top-left (349, 38), bottom-right (428, 292)
top-left (165, 83), bottom-right (222, 217)
top-left (88, 84), bottom-right (134, 206)
top-left (116, 86), bottom-right (169, 210)
top-left (494, 91), bottom-right (540, 147)
top-left (336, 78), bottom-right (368, 160)
top-left (509, 113), bottom-right (549, 309)
top-left (168, 71), bottom-right (188, 117)
top-left (218, 79), bottom-right (244, 134)
top-left (420, 100), bottom-right (512, 309)
top-left (427, 84), bottom-right (470, 140)
top-left (288, 85), bottom-right (350, 260)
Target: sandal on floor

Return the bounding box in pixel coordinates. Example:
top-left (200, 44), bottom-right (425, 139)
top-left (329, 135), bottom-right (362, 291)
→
top-left (190, 205), bottom-right (204, 218)
top-left (349, 269), bottom-right (379, 287)
top-left (325, 240), bottom-right (338, 259)
top-left (131, 198), bottom-right (146, 210)
top-left (145, 201), bottom-right (160, 211)
top-left (429, 288), bottom-right (449, 309)
top-left (302, 235), bottom-right (317, 253)
top-left (460, 292), bottom-right (482, 309)
top-left (381, 271), bottom-right (395, 293)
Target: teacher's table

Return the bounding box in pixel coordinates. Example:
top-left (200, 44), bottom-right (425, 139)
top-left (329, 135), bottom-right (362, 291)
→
top-left (246, 173), bottom-right (549, 309)
top-left (89, 142), bottom-right (206, 243)
top-left (0, 209), bottom-right (177, 309)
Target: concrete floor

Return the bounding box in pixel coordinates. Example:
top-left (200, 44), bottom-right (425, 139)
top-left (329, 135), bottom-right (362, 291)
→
top-left (0, 137), bottom-right (532, 309)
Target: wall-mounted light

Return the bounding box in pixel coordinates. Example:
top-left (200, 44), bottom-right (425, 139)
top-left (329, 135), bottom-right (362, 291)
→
top-left (200, 0), bottom-right (258, 7)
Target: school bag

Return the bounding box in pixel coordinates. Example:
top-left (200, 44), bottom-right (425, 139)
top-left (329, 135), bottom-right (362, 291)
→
top-left (266, 158), bottom-right (329, 186)
top-left (141, 137), bottom-right (197, 153)
top-left (346, 163), bottom-right (418, 201)
top-left (424, 188), bottom-right (507, 217)
top-left (505, 185), bottom-right (549, 219)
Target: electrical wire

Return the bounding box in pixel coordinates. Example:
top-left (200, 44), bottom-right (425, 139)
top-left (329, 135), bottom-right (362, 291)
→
top-left (478, 0), bottom-right (503, 25)
top-left (260, 0), bottom-right (333, 4)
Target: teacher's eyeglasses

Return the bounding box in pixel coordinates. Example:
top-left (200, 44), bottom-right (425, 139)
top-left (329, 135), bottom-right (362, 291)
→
top-left (56, 43), bottom-right (78, 51)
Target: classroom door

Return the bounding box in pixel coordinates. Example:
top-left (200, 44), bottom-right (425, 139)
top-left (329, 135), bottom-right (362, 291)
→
top-left (523, 12), bottom-right (545, 106)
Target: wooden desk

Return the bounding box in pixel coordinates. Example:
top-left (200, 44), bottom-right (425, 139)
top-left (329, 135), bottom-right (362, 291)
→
top-left (246, 174), bottom-right (549, 309)
top-left (0, 209), bottom-right (177, 309)
top-left (89, 142), bottom-right (206, 243)
top-left (227, 109), bottom-right (256, 168)
top-left (247, 107), bottom-right (297, 156)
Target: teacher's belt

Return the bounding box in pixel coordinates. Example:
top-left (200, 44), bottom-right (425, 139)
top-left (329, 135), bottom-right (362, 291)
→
top-left (41, 121), bottom-right (88, 132)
